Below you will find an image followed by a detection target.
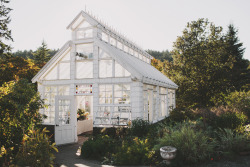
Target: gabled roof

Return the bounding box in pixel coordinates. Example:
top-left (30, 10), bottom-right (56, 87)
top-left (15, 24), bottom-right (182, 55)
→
top-left (96, 39), bottom-right (178, 89)
top-left (31, 41), bottom-right (72, 83)
top-left (67, 10), bottom-right (152, 60)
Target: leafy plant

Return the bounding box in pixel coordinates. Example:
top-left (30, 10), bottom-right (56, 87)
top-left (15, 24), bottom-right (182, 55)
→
top-left (169, 108), bottom-right (197, 122)
top-left (216, 111), bottom-right (247, 130)
top-left (216, 128), bottom-right (250, 153)
top-left (113, 137), bottom-right (155, 165)
top-left (225, 90), bottom-right (250, 119)
top-left (154, 123), bottom-right (215, 165)
top-left (15, 127), bottom-right (58, 167)
top-left (129, 119), bottom-right (151, 138)
top-left (81, 135), bottom-right (117, 160)
top-left (0, 79), bottom-right (44, 166)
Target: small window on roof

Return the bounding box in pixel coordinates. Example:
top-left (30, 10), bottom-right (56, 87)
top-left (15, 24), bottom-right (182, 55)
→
top-left (134, 51), bottom-right (139, 58)
top-left (123, 45), bottom-right (128, 53)
top-left (110, 37), bottom-right (116, 46)
top-left (76, 28), bottom-right (93, 39)
top-left (77, 20), bottom-right (91, 29)
top-left (102, 32), bottom-right (108, 42)
top-left (117, 41), bottom-right (123, 50)
top-left (139, 54), bottom-right (143, 60)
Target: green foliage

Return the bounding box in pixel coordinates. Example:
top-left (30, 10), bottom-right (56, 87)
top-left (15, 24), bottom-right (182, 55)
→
top-left (15, 128), bottom-right (58, 167)
top-left (113, 137), bottom-right (155, 165)
top-left (13, 49), bottom-right (57, 60)
top-left (0, 0), bottom-right (12, 57)
top-left (216, 112), bottom-right (247, 130)
top-left (0, 79), bottom-right (43, 166)
top-left (169, 108), bottom-right (197, 122)
top-left (129, 119), bottom-right (151, 137)
top-left (77, 108), bottom-right (86, 120)
top-left (81, 135), bottom-right (117, 160)
top-left (154, 123), bottom-right (214, 165)
top-left (147, 49), bottom-right (173, 62)
top-left (225, 90), bottom-right (250, 118)
top-left (33, 41), bottom-right (51, 68)
top-left (196, 106), bottom-right (247, 130)
top-left (225, 25), bottom-right (250, 91)
top-left (0, 56), bottom-right (39, 85)
top-left (216, 128), bottom-right (250, 153)
top-left (165, 18), bottom-right (248, 108)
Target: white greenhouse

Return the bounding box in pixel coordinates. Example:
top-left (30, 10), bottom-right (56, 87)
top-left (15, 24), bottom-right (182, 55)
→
top-left (32, 11), bottom-right (178, 145)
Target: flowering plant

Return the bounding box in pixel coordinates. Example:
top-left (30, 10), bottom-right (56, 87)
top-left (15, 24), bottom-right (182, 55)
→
top-left (77, 108), bottom-right (86, 121)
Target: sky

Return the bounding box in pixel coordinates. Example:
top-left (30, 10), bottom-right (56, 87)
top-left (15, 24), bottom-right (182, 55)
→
top-left (8, 0), bottom-right (250, 60)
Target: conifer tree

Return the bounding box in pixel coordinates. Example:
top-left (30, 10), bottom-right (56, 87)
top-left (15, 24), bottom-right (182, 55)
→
top-left (0, 0), bottom-right (12, 58)
top-left (33, 41), bottom-right (50, 68)
top-left (225, 24), bottom-right (249, 90)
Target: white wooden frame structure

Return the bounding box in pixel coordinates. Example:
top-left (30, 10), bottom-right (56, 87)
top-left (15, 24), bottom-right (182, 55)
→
top-left (32, 11), bottom-right (178, 144)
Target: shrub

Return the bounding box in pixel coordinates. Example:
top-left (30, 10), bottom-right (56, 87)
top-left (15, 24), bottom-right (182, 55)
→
top-left (0, 79), bottom-right (43, 166)
top-left (15, 128), bottom-right (58, 167)
top-left (81, 135), bottom-right (117, 160)
top-left (225, 90), bottom-right (250, 119)
top-left (216, 128), bottom-right (250, 153)
top-left (216, 111), bottom-right (247, 130)
top-left (169, 108), bottom-right (197, 122)
top-left (195, 106), bottom-right (247, 130)
top-left (154, 123), bottom-right (214, 165)
top-left (129, 119), bottom-right (151, 138)
top-left (113, 137), bottom-right (155, 165)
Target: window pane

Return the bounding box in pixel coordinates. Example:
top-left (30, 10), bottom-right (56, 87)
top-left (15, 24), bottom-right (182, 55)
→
top-left (76, 61), bottom-right (93, 78)
top-left (61, 50), bottom-right (71, 61)
top-left (102, 32), bottom-right (108, 42)
top-left (99, 84), bottom-right (113, 104)
top-left (134, 51), bottom-right (138, 58)
top-left (44, 65), bottom-right (57, 80)
top-left (117, 41), bottom-right (123, 50)
top-left (58, 85), bottom-right (70, 95)
top-left (99, 48), bottom-right (111, 59)
top-left (76, 43), bottom-right (93, 60)
top-left (110, 37), bottom-right (116, 46)
top-left (76, 28), bottom-right (93, 39)
top-left (59, 62), bottom-right (70, 79)
top-left (99, 60), bottom-right (112, 78)
top-left (114, 84), bottom-right (130, 104)
top-left (115, 61), bottom-right (130, 77)
top-left (123, 45), bottom-right (128, 53)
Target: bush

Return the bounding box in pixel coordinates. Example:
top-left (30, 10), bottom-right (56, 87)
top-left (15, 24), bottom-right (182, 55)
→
top-left (113, 137), bottom-right (155, 165)
top-left (0, 79), bottom-right (43, 166)
top-left (216, 111), bottom-right (247, 130)
top-left (15, 128), bottom-right (58, 167)
top-left (169, 108), bottom-right (197, 122)
top-left (81, 135), bottom-right (117, 160)
top-left (129, 119), bottom-right (151, 138)
top-left (154, 123), bottom-right (215, 165)
top-left (216, 128), bottom-right (250, 153)
top-left (195, 106), bottom-right (247, 130)
top-left (225, 90), bottom-right (250, 119)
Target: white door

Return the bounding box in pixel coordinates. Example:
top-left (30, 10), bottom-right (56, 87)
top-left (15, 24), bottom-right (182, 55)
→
top-left (55, 96), bottom-right (76, 145)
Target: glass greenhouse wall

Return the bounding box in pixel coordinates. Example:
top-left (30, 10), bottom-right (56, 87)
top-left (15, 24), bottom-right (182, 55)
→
top-left (32, 10), bottom-right (178, 145)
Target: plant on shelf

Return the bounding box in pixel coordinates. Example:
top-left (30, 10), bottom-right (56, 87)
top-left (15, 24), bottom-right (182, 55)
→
top-left (77, 108), bottom-right (86, 121)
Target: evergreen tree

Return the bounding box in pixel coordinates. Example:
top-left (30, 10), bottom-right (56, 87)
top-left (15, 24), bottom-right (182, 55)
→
top-left (225, 24), bottom-right (249, 91)
top-left (0, 0), bottom-right (12, 58)
top-left (33, 41), bottom-right (50, 68)
top-left (147, 49), bottom-right (173, 62)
